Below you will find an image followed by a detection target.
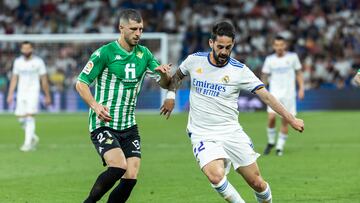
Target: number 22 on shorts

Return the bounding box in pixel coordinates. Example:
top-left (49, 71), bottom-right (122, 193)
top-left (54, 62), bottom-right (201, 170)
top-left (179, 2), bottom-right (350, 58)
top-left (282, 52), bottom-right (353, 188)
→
top-left (193, 141), bottom-right (205, 158)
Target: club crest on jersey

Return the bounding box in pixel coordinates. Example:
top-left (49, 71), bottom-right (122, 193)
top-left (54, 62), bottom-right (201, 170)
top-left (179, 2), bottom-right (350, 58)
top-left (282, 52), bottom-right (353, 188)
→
top-left (105, 138), bottom-right (113, 145)
top-left (222, 75), bottom-right (230, 83)
top-left (196, 67), bottom-right (203, 74)
top-left (82, 61), bottom-right (94, 75)
top-left (136, 51), bottom-right (143, 59)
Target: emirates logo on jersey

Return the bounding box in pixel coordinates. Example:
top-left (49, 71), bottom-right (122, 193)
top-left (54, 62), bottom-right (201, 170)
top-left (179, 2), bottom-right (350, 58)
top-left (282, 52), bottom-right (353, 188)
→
top-left (222, 75), bottom-right (230, 83)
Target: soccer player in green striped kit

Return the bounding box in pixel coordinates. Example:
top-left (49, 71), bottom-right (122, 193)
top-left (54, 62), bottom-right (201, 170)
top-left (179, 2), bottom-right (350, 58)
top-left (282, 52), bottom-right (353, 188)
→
top-left (76, 9), bottom-right (170, 203)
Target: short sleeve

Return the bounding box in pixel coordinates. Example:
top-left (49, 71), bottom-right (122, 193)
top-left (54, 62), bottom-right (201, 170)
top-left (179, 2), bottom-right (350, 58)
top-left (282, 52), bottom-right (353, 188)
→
top-left (262, 56), bottom-right (271, 74)
top-left (12, 60), bottom-right (19, 75)
top-left (38, 58), bottom-right (47, 75)
top-left (78, 48), bottom-right (106, 85)
top-left (145, 47), bottom-right (160, 72)
top-left (239, 65), bottom-right (265, 94)
top-left (179, 56), bottom-right (192, 76)
top-left (293, 54), bottom-right (302, 71)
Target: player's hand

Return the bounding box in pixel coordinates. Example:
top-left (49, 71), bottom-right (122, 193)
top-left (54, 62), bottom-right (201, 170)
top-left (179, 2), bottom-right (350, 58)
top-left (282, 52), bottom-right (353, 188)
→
top-left (93, 104), bottom-right (112, 122)
top-left (155, 64), bottom-right (172, 75)
top-left (289, 118), bottom-right (304, 133)
top-left (160, 99), bottom-right (175, 119)
top-left (44, 95), bottom-right (52, 106)
top-left (298, 89), bottom-right (305, 100)
top-left (6, 93), bottom-right (13, 105)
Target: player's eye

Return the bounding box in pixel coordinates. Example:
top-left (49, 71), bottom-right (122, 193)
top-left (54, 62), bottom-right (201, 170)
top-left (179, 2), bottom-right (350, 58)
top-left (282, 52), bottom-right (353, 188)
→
top-left (225, 46), bottom-right (231, 50)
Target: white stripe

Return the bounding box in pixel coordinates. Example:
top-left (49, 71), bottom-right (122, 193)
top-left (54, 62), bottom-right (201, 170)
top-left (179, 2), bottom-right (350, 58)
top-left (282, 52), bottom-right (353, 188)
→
top-left (89, 78), bottom-right (98, 131)
top-left (95, 68), bottom-right (108, 129)
top-left (121, 90), bottom-right (131, 129)
top-left (126, 88), bottom-right (137, 127)
top-left (112, 82), bottom-right (124, 129)
top-left (104, 73), bottom-right (117, 127)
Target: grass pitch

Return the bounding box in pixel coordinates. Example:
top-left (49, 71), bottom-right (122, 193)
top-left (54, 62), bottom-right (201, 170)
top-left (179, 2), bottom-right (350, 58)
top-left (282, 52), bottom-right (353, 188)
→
top-left (0, 111), bottom-right (359, 203)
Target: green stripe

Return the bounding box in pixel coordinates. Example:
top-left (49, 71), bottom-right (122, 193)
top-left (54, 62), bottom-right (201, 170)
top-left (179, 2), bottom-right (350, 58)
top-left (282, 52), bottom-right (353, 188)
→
top-left (109, 76), bottom-right (121, 128)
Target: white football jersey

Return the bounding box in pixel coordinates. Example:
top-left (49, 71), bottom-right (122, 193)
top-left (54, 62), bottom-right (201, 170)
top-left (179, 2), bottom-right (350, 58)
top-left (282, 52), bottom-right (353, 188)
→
top-left (262, 52), bottom-right (301, 98)
top-left (13, 55), bottom-right (46, 98)
top-left (179, 52), bottom-right (264, 140)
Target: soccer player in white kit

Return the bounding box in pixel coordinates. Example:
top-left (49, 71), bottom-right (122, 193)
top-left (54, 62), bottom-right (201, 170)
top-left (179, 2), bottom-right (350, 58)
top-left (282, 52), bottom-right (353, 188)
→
top-left (7, 41), bottom-right (51, 152)
top-left (261, 36), bottom-right (304, 156)
top-left (160, 22), bottom-right (304, 203)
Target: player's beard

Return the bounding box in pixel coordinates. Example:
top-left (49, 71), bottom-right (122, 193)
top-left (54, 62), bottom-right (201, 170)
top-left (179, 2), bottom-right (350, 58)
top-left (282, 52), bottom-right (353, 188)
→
top-left (22, 52), bottom-right (32, 59)
top-left (213, 50), bottom-right (229, 66)
top-left (125, 36), bottom-right (139, 47)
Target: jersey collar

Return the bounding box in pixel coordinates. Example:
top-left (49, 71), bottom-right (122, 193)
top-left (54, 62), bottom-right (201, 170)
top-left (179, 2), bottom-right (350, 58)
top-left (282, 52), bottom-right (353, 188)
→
top-left (115, 40), bottom-right (134, 55)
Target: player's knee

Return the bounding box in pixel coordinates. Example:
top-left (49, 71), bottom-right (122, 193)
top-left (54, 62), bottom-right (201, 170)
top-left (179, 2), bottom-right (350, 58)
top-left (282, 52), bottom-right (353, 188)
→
top-left (105, 157), bottom-right (127, 169)
top-left (206, 169), bottom-right (225, 185)
top-left (249, 177), bottom-right (267, 192)
top-left (123, 169), bottom-right (138, 179)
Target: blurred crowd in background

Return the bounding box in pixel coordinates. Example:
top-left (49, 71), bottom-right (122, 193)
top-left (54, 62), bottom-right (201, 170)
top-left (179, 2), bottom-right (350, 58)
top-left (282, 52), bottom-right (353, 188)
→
top-left (0, 0), bottom-right (359, 93)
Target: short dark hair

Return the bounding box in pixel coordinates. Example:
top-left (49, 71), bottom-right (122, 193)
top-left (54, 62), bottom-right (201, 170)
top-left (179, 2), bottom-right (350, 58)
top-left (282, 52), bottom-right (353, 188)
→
top-left (211, 21), bottom-right (235, 41)
top-left (274, 35), bottom-right (286, 42)
top-left (119, 9), bottom-right (142, 25)
top-left (21, 41), bottom-right (32, 46)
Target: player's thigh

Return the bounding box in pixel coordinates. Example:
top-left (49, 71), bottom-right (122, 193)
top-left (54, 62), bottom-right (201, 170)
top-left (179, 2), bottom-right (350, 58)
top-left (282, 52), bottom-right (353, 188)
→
top-left (103, 148), bottom-right (127, 168)
top-left (223, 131), bottom-right (260, 170)
top-left (15, 98), bottom-right (26, 116)
top-left (236, 162), bottom-right (266, 192)
top-left (91, 127), bottom-right (126, 168)
top-left (123, 157), bottom-right (141, 179)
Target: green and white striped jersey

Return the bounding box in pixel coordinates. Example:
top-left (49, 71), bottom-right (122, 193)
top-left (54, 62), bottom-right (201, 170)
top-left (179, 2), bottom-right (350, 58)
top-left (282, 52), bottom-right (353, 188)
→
top-left (78, 40), bottom-right (160, 132)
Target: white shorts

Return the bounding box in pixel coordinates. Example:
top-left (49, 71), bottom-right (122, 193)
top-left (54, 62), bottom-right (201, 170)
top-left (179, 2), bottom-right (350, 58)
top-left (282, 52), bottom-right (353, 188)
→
top-left (191, 130), bottom-right (260, 171)
top-left (15, 95), bottom-right (39, 116)
top-left (267, 96), bottom-right (296, 115)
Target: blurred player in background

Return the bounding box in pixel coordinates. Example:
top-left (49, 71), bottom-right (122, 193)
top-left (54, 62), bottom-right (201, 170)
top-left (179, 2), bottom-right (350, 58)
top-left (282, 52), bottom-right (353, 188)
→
top-left (160, 21), bottom-right (304, 203)
top-left (261, 36), bottom-right (304, 156)
top-left (76, 9), bottom-right (170, 203)
top-left (353, 69), bottom-right (360, 85)
top-left (7, 41), bottom-right (51, 152)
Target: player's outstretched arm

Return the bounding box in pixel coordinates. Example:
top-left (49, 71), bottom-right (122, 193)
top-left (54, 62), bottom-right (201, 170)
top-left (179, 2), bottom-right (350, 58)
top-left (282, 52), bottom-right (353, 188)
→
top-left (155, 64), bottom-right (172, 89)
top-left (160, 69), bottom-right (186, 119)
top-left (6, 75), bottom-right (18, 105)
top-left (75, 81), bottom-right (112, 122)
top-left (255, 87), bottom-right (304, 132)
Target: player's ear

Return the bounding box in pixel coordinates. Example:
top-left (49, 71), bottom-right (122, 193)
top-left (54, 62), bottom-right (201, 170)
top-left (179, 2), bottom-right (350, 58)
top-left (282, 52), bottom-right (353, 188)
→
top-left (209, 39), bottom-right (213, 49)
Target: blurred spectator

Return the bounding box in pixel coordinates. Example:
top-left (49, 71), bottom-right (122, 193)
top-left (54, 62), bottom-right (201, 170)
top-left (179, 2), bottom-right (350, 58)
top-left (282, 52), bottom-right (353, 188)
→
top-left (0, 0), bottom-right (359, 90)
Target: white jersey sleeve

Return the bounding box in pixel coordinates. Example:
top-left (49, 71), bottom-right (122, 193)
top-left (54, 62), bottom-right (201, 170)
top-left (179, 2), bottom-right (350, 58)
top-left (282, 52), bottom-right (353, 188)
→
top-left (240, 65), bottom-right (264, 93)
top-left (12, 59), bottom-right (20, 75)
top-left (38, 58), bottom-right (47, 75)
top-left (262, 57), bottom-right (271, 74)
top-left (179, 55), bottom-right (194, 76)
top-left (293, 54), bottom-right (302, 71)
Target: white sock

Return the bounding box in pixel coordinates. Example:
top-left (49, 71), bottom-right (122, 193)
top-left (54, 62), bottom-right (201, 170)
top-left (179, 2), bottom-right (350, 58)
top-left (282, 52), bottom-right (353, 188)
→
top-left (211, 176), bottom-right (245, 203)
top-left (267, 128), bottom-right (276, 145)
top-left (275, 132), bottom-right (287, 151)
top-left (24, 117), bottom-right (35, 146)
top-left (18, 117), bottom-right (26, 130)
top-left (254, 182), bottom-right (272, 203)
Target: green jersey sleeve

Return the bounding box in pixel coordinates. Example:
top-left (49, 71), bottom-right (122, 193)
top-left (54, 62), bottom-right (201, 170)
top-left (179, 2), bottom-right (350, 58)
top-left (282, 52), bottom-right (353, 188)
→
top-left (78, 48), bottom-right (107, 85)
top-left (145, 47), bottom-right (160, 73)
